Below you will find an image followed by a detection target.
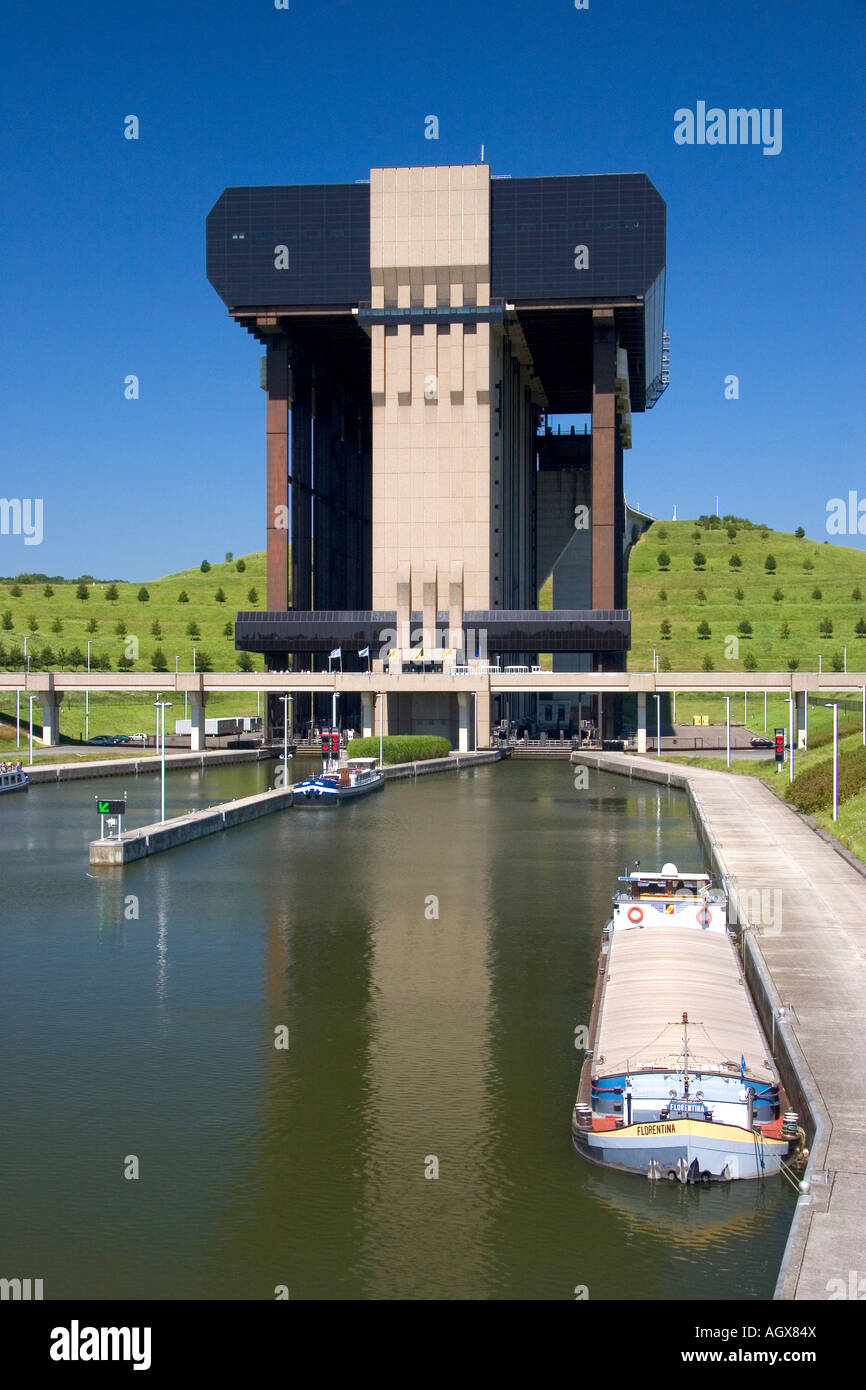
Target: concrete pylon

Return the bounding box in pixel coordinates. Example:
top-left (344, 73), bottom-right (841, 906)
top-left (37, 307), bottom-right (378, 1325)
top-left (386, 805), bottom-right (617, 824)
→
top-left (636, 692), bottom-right (647, 754)
top-left (361, 692), bottom-right (375, 739)
top-left (41, 692), bottom-right (64, 746)
top-left (422, 561), bottom-right (437, 654)
top-left (457, 692), bottom-right (471, 752)
top-left (189, 691), bottom-right (208, 752)
top-left (395, 561), bottom-right (411, 672)
top-left (448, 561), bottom-right (464, 662)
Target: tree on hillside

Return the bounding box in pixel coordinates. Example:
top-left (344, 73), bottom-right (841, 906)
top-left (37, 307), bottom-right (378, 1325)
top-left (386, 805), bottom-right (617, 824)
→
top-left (697, 619), bottom-right (711, 639)
top-left (76, 582), bottom-right (89, 600)
top-left (831, 652), bottom-right (844, 672)
top-left (151, 648), bottom-right (168, 671)
top-left (693, 551), bottom-right (706, 570)
top-left (743, 652), bottom-right (757, 671)
top-left (787, 657), bottom-right (800, 671)
top-left (812, 586), bottom-right (822, 600)
top-left (178, 590), bottom-right (189, 603)
top-left (729, 553), bottom-right (742, 569)
top-left (853, 586), bottom-right (862, 601)
top-left (657, 551), bottom-right (670, 570)
top-left (795, 526), bottom-right (805, 538)
top-left (701, 655), bottom-right (714, 671)
top-left (10, 583), bottom-right (22, 597)
top-left (86, 617), bottom-right (98, 633)
top-left (105, 583), bottom-right (119, 600)
top-left (760, 530), bottom-right (769, 540)
top-left (117, 653), bottom-right (134, 670)
top-left (39, 645), bottom-right (55, 666)
top-left (28, 615), bottom-right (38, 632)
top-left (43, 584), bottom-right (53, 598)
top-left (691, 529), bottom-right (702, 542)
top-left (764, 555), bottom-right (776, 573)
top-left (115, 619), bottom-right (127, 635)
top-left (195, 650), bottom-right (213, 671)
top-left (52, 616), bottom-right (63, 633)
top-left (186, 621), bottom-right (200, 638)
top-left (726, 525), bottom-right (737, 541)
top-left (738, 620), bottom-right (753, 636)
top-left (694, 587), bottom-right (706, 603)
top-left (238, 652), bottom-right (253, 672)
top-left (200, 560), bottom-right (211, 572)
top-left (235, 558), bottom-right (246, 572)
top-left (819, 617), bottom-right (833, 636)
top-left (655, 526), bottom-right (668, 541)
top-left (772, 587), bottom-right (784, 602)
top-left (151, 619), bottom-right (162, 637)
top-left (659, 588), bottom-right (667, 601)
top-left (735, 586), bottom-right (745, 601)
top-left (137, 586), bottom-right (149, 602)
top-left (855, 617), bottom-right (866, 637)
top-left (802, 557), bottom-right (814, 571)
top-left (659, 655), bottom-right (672, 672)
top-left (223, 621), bottom-right (233, 637)
top-left (659, 619), bottom-right (672, 639)
top-left (247, 587), bottom-right (259, 605)
top-left (214, 587), bottom-right (226, 603)
top-left (2, 611), bottom-right (13, 630)
top-left (779, 620), bottom-right (790, 639)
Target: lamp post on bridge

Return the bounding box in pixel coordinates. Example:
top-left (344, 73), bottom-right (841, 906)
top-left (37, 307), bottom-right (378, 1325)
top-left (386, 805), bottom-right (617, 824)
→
top-left (154, 696), bottom-right (172, 823)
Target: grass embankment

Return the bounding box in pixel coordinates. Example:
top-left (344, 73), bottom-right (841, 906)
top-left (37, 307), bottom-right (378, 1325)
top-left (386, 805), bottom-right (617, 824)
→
top-left (628, 518), bottom-right (866, 673)
top-left (0, 552), bottom-right (269, 739)
top-left (349, 735), bottom-right (451, 765)
top-left (668, 701), bottom-right (866, 862)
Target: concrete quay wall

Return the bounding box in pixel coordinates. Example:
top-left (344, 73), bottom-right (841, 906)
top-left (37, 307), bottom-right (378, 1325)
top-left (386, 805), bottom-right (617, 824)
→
top-left (90, 785), bottom-right (294, 865)
top-left (29, 748), bottom-right (276, 784)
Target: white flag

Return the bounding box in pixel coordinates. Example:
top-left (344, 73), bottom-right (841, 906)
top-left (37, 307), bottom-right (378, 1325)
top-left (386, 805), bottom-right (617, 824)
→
top-left (329, 647), bottom-right (341, 659)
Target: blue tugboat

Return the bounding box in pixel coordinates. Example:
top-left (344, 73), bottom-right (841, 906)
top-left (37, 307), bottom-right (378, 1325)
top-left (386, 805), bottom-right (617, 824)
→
top-left (292, 756), bottom-right (385, 807)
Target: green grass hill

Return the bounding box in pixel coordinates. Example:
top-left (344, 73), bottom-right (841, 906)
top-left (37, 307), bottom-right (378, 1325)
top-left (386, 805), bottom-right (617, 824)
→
top-left (627, 517), bottom-right (866, 673)
top-left (0, 552), bottom-right (267, 676)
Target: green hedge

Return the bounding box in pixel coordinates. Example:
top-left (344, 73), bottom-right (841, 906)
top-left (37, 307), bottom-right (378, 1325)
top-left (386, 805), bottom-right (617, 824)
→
top-left (784, 743), bottom-right (866, 815)
top-left (349, 735), bottom-right (451, 765)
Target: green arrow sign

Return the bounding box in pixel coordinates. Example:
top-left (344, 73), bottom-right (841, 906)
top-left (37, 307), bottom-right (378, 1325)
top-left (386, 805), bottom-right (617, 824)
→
top-left (97, 799), bottom-right (126, 815)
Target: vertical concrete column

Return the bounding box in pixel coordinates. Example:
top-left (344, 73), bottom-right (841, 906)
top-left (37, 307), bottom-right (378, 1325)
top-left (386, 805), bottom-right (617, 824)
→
top-left (189, 692), bottom-right (208, 752)
top-left (395, 561), bottom-right (411, 672)
top-left (796, 689), bottom-right (808, 749)
top-left (591, 309), bottom-right (617, 612)
top-left (448, 561), bottom-right (464, 663)
top-left (636, 692), bottom-right (647, 754)
top-left (265, 335), bottom-right (289, 612)
top-left (361, 692), bottom-right (375, 739)
top-left (476, 690), bottom-right (491, 750)
top-left (422, 562), bottom-right (437, 653)
top-left (41, 693), bottom-right (63, 746)
top-left (457, 692), bottom-right (470, 753)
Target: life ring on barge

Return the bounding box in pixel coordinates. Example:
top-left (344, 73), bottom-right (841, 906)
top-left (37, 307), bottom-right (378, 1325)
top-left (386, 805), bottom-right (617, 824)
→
top-left (697, 907), bottom-right (712, 927)
top-left (627, 906), bottom-right (644, 924)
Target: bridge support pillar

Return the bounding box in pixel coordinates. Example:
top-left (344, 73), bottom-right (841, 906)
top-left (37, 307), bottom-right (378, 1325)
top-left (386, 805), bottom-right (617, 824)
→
top-left (41, 692), bottom-right (63, 747)
top-left (636, 692), bottom-right (647, 754)
top-left (457, 693), bottom-right (471, 752)
top-left (189, 692), bottom-right (208, 751)
top-left (795, 689), bottom-right (808, 748)
top-left (361, 692), bottom-right (375, 739)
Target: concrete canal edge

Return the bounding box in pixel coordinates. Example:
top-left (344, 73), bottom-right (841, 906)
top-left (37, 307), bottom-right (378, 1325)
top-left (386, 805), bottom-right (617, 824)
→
top-left (570, 748), bottom-right (845, 1304)
top-left (88, 748), bottom-right (505, 864)
top-left (29, 747), bottom-right (277, 783)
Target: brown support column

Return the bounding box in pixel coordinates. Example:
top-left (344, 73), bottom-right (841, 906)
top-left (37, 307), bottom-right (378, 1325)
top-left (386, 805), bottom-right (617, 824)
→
top-left (591, 309), bottom-right (617, 613)
top-left (265, 335), bottom-right (289, 612)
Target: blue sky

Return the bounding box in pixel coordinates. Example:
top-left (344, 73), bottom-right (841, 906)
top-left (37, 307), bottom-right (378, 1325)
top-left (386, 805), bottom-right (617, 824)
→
top-left (1, 0), bottom-right (863, 578)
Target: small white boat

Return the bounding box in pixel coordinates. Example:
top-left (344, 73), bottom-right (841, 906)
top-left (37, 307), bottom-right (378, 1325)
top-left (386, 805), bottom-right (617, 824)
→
top-left (292, 756), bottom-right (385, 807)
top-left (572, 862), bottom-right (805, 1182)
top-left (0, 762), bottom-right (29, 794)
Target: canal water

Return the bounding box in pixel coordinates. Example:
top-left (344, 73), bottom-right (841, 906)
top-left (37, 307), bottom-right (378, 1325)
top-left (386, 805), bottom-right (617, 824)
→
top-left (0, 759), bottom-right (795, 1300)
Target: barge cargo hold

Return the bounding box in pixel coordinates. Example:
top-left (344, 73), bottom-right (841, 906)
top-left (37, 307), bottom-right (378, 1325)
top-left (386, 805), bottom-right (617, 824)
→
top-left (572, 864), bottom-right (803, 1182)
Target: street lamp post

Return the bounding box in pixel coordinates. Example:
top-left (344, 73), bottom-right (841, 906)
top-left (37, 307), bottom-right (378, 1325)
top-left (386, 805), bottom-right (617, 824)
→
top-left (154, 696), bottom-right (172, 823)
top-left (785, 696), bottom-right (795, 784)
top-left (279, 693), bottom-right (292, 787)
top-left (28, 695), bottom-right (34, 766)
top-left (16, 687), bottom-right (20, 749)
top-left (378, 693), bottom-right (384, 769)
top-left (725, 695), bottom-right (731, 769)
top-left (825, 702), bottom-right (839, 820)
top-left (86, 641), bottom-right (91, 743)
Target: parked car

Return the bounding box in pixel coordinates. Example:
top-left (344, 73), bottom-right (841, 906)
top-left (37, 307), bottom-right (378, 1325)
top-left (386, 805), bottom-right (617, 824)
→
top-left (87, 735), bottom-right (115, 745)
top-left (750, 735), bottom-right (774, 749)
top-left (128, 732), bottom-right (148, 744)
top-left (111, 734), bottom-right (131, 744)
